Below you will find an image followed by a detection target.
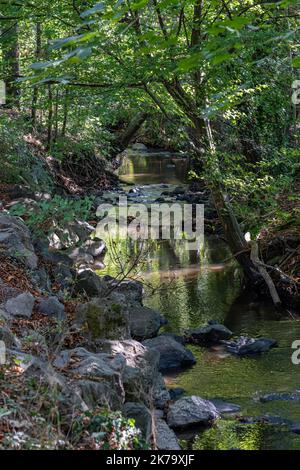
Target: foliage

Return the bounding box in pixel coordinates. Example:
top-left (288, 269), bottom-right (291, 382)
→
top-left (9, 195), bottom-right (94, 237)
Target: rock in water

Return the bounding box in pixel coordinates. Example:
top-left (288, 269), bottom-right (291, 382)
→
top-left (290, 423), bottom-right (300, 435)
top-left (224, 336), bottom-right (277, 356)
top-left (186, 322), bottom-right (233, 345)
top-left (142, 335), bottom-right (196, 372)
top-left (167, 396), bottom-right (219, 429)
top-left (210, 399), bottom-right (241, 414)
top-left (5, 292), bottom-right (35, 318)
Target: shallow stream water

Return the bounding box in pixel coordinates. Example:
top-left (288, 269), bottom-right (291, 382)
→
top-left (103, 150), bottom-right (300, 450)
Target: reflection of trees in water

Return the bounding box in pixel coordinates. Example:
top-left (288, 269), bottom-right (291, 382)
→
top-left (119, 154), bottom-right (189, 183)
top-left (193, 421), bottom-right (263, 451)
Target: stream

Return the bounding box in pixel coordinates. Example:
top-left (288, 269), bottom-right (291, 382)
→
top-left (102, 149), bottom-right (300, 450)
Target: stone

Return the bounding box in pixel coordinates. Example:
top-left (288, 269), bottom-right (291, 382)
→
top-left (129, 304), bottom-right (165, 341)
top-left (210, 399), bottom-right (241, 414)
top-left (5, 292), bottom-right (35, 318)
top-left (94, 339), bottom-right (170, 408)
top-left (102, 276), bottom-right (144, 303)
top-left (53, 347), bottom-right (125, 409)
top-left (169, 388), bottom-right (185, 400)
top-left (123, 402), bottom-right (152, 442)
top-left (224, 336), bottom-right (277, 356)
top-left (167, 396), bottom-right (219, 429)
top-left (159, 333), bottom-right (185, 345)
top-left (131, 143), bottom-right (148, 151)
top-left (82, 239), bottom-right (106, 257)
top-left (290, 423), bottom-right (300, 435)
top-left (0, 323), bottom-right (21, 348)
top-left (0, 215), bottom-right (38, 269)
top-left (143, 335), bottom-right (196, 372)
top-left (155, 418), bottom-right (181, 450)
top-left (258, 392), bottom-right (300, 403)
top-left (75, 269), bottom-right (103, 296)
top-left (75, 295), bottom-right (130, 341)
top-left (186, 322), bottom-right (233, 345)
top-left (37, 297), bottom-right (66, 320)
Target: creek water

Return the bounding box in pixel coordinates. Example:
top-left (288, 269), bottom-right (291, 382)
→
top-left (102, 150), bottom-right (300, 450)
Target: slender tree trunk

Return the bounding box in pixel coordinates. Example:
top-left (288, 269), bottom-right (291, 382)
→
top-left (31, 23), bottom-right (42, 127)
top-left (53, 88), bottom-right (59, 142)
top-left (61, 88), bottom-right (69, 137)
top-left (2, 23), bottom-right (20, 109)
top-left (47, 84), bottom-right (53, 149)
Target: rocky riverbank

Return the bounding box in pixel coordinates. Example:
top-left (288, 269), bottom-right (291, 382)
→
top-left (1, 178), bottom-right (300, 450)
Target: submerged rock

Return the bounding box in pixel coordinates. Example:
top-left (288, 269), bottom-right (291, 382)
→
top-left (258, 392), bottom-right (300, 403)
top-left (186, 321), bottom-right (233, 345)
top-left (210, 399), bottom-right (241, 414)
top-left (142, 335), bottom-right (196, 372)
top-left (224, 336), bottom-right (277, 356)
top-left (290, 423), bottom-right (300, 435)
top-left (167, 396), bottom-right (219, 429)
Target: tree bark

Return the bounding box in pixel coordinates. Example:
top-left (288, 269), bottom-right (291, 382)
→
top-left (2, 23), bottom-right (20, 109)
top-left (31, 23), bottom-right (42, 127)
top-left (116, 111), bottom-right (148, 152)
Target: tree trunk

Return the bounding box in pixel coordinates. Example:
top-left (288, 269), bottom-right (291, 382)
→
top-left (47, 84), bottom-right (53, 149)
top-left (31, 23), bottom-right (42, 127)
top-left (61, 88), bottom-right (69, 137)
top-left (2, 23), bottom-right (20, 109)
top-left (117, 111), bottom-right (148, 152)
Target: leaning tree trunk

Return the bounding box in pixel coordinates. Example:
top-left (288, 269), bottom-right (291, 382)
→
top-left (116, 111), bottom-right (148, 152)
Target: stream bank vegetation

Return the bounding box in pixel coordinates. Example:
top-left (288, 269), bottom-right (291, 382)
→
top-left (0, 0), bottom-right (300, 451)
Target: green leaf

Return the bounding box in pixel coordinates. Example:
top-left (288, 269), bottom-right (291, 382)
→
top-left (81, 2), bottom-right (105, 18)
top-left (293, 57), bottom-right (300, 68)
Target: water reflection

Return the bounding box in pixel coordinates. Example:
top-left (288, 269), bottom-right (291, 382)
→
top-left (110, 148), bottom-right (300, 450)
top-left (119, 152), bottom-right (190, 184)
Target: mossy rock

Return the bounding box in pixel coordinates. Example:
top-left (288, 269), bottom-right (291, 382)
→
top-left (75, 296), bottom-right (130, 341)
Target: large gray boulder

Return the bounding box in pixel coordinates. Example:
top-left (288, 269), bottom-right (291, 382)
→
top-left (101, 276), bottom-right (144, 303)
top-left (0, 215), bottom-right (38, 269)
top-left (129, 304), bottom-right (165, 341)
top-left (94, 339), bottom-right (170, 409)
top-left (75, 269), bottom-right (103, 297)
top-left (75, 271), bottom-right (144, 303)
top-left (143, 335), bottom-right (196, 372)
top-left (186, 321), bottom-right (233, 345)
top-left (53, 347), bottom-right (126, 409)
top-left (38, 297), bottom-right (66, 321)
top-left (75, 294), bottom-right (130, 341)
top-left (155, 418), bottom-right (181, 450)
top-left (123, 402), bottom-right (152, 442)
top-left (167, 396), bottom-right (219, 429)
top-left (5, 292), bottom-right (35, 318)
